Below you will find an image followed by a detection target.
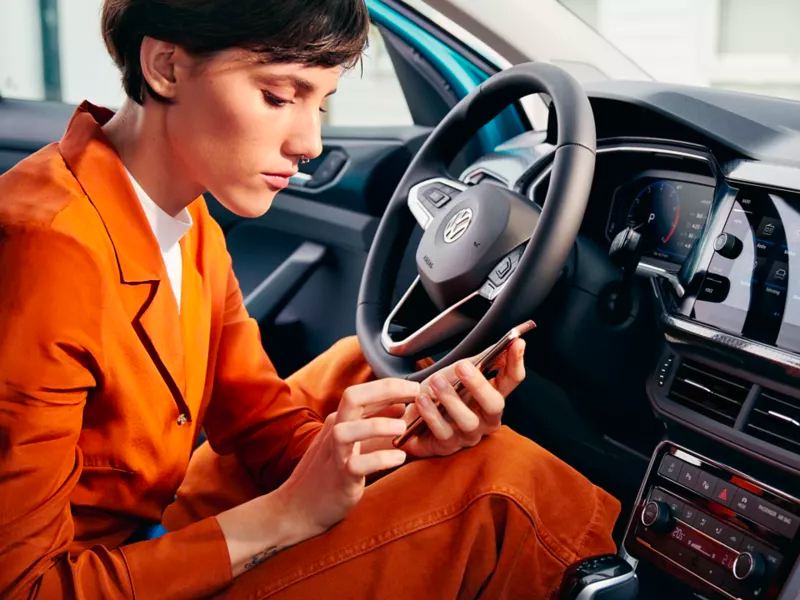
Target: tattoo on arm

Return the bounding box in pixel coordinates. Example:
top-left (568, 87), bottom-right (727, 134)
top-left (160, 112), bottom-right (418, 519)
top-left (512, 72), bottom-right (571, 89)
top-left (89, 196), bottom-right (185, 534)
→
top-left (244, 546), bottom-right (282, 571)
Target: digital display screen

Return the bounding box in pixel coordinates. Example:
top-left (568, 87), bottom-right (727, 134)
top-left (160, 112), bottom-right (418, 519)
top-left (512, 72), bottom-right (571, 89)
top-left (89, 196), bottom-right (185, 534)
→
top-left (693, 190), bottom-right (800, 354)
top-left (669, 524), bottom-right (738, 570)
top-left (607, 177), bottom-right (713, 264)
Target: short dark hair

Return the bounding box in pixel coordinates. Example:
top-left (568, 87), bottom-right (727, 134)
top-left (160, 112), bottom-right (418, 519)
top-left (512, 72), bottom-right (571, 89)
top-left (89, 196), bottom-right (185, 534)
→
top-left (102, 0), bottom-right (370, 105)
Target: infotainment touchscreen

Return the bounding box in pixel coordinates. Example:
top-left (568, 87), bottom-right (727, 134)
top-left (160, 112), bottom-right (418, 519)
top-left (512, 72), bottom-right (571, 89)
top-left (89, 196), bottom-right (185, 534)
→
top-left (692, 189), bottom-right (800, 354)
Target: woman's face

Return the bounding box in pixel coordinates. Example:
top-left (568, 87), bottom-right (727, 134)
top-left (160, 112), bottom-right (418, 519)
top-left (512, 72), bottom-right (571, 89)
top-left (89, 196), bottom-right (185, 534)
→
top-left (166, 48), bottom-right (341, 217)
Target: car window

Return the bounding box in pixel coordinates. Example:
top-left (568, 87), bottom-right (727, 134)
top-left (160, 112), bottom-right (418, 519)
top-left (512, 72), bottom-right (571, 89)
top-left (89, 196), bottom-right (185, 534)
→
top-left (0, 3), bottom-right (413, 126)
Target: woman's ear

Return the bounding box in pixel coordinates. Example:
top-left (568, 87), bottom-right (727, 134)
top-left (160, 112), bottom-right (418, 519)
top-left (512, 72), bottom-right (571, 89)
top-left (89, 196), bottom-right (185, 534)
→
top-left (139, 36), bottom-right (179, 101)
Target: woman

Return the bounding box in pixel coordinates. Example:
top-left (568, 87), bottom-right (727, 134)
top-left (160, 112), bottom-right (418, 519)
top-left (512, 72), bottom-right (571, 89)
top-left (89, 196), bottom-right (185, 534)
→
top-left (0, 1), bottom-right (620, 598)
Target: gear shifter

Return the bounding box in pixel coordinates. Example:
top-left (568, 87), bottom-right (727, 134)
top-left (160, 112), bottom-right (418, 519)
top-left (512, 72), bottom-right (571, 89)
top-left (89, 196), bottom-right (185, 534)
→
top-left (557, 554), bottom-right (638, 600)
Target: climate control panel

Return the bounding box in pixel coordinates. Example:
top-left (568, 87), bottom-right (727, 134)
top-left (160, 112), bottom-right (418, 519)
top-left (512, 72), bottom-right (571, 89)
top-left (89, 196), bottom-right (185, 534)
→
top-left (623, 443), bottom-right (800, 599)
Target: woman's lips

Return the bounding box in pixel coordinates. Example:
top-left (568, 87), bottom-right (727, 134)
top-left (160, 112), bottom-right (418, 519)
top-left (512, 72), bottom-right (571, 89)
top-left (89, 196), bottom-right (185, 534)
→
top-left (261, 173), bottom-right (292, 190)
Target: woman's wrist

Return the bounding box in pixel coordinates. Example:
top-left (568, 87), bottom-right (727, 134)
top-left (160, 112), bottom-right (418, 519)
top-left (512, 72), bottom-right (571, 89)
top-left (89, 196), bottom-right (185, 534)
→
top-left (216, 489), bottom-right (316, 578)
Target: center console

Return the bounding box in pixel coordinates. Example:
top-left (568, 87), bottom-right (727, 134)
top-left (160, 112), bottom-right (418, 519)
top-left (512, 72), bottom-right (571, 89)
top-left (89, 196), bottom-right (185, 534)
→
top-left (622, 443), bottom-right (800, 599)
top-left (623, 158), bottom-right (800, 598)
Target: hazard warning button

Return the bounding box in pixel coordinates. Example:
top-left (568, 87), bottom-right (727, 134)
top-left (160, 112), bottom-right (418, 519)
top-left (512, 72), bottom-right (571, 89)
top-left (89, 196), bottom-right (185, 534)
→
top-left (712, 479), bottom-right (735, 507)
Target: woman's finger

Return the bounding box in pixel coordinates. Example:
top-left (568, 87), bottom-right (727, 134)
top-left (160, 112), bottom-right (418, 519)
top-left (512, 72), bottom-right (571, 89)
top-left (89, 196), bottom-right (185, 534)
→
top-left (338, 379), bottom-right (420, 422)
top-left (492, 339), bottom-right (526, 397)
top-left (346, 449), bottom-right (407, 477)
top-left (455, 360), bottom-right (505, 419)
top-left (414, 392), bottom-right (455, 440)
top-left (364, 402), bottom-right (407, 419)
top-left (429, 373), bottom-right (481, 434)
top-left (332, 417), bottom-right (407, 445)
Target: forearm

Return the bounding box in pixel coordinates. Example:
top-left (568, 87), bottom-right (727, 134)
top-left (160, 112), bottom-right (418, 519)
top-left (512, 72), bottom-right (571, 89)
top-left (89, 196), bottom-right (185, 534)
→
top-left (216, 488), bottom-right (314, 578)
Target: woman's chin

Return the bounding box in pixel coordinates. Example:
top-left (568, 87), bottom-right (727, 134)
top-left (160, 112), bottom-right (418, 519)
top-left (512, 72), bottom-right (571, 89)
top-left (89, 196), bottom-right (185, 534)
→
top-left (217, 190), bottom-right (276, 218)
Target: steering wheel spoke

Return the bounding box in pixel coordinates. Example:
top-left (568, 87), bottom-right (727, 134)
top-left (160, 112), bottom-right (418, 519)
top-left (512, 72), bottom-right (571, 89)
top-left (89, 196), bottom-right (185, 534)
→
top-left (407, 177), bottom-right (467, 230)
top-left (381, 276), bottom-right (480, 357)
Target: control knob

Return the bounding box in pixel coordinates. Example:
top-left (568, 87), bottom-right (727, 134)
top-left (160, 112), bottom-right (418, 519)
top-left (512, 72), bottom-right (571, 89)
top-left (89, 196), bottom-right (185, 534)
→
top-left (714, 233), bottom-right (743, 259)
top-left (640, 501), bottom-right (675, 533)
top-left (733, 552), bottom-right (766, 588)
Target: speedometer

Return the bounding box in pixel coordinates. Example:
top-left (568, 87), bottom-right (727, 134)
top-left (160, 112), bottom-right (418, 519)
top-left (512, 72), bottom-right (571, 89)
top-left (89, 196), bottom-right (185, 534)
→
top-left (627, 180), bottom-right (682, 252)
top-left (607, 175), bottom-right (713, 264)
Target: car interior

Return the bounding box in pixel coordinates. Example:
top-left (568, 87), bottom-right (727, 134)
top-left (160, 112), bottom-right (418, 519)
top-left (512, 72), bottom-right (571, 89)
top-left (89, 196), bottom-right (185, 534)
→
top-left (2, 1), bottom-right (800, 599)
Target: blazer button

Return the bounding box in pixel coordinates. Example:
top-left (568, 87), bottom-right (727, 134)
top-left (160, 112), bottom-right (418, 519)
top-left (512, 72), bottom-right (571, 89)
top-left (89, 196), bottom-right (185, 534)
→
top-left (176, 413), bottom-right (188, 426)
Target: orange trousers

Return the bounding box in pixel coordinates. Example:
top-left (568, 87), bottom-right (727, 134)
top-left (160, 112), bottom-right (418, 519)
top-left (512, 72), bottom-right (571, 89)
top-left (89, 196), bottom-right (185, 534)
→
top-left (163, 339), bottom-right (621, 599)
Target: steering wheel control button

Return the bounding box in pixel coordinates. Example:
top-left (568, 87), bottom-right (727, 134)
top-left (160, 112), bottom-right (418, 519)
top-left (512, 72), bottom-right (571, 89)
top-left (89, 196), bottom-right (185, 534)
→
top-left (488, 247), bottom-right (525, 288)
top-left (714, 232), bottom-right (743, 259)
top-left (641, 500), bottom-right (675, 533)
top-left (424, 187), bottom-right (450, 208)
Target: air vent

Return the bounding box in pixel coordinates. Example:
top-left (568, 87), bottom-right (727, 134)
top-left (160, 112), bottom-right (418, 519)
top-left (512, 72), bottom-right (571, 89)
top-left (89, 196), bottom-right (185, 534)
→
top-left (668, 360), bottom-right (751, 425)
top-left (746, 388), bottom-right (800, 454)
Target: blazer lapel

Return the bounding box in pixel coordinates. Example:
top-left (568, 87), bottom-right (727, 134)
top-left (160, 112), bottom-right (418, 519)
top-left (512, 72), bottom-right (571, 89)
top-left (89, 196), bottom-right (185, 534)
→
top-left (58, 101), bottom-right (191, 420)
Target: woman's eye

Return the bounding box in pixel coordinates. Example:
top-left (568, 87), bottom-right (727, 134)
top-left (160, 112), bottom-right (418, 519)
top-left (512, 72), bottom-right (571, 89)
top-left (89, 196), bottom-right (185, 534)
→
top-left (262, 91), bottom-right (291, 108)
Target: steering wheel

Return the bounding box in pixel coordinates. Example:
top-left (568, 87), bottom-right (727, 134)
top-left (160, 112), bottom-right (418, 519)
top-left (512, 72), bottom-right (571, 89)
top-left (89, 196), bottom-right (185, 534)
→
top-left (356, 62), bottom-right (596, 381)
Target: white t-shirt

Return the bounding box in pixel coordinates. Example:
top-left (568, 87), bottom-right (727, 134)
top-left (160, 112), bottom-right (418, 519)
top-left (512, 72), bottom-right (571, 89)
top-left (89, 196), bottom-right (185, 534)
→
top-left (125, 169), bottom-right (193, 310)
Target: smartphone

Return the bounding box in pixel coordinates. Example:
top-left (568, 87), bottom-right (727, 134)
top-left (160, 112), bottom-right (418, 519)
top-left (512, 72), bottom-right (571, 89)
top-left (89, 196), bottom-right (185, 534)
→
top-left (392, 319), bottom-right (536, 448)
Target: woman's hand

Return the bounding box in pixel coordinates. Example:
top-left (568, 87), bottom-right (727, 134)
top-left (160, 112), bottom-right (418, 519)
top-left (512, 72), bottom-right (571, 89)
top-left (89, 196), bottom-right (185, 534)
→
top-left (275, 378), bottom-right (418, 537)
top-left (401, 337), bottom-right (526, 457)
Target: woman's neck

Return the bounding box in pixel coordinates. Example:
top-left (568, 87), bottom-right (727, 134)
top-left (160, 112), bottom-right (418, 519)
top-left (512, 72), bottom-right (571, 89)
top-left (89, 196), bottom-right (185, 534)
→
top-left (102, 99), bottom-right (204, 217)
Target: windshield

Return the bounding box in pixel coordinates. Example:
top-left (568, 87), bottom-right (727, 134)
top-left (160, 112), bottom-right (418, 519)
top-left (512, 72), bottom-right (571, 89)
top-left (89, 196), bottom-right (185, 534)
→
top-left (447, 0), bottom-right (800, 103)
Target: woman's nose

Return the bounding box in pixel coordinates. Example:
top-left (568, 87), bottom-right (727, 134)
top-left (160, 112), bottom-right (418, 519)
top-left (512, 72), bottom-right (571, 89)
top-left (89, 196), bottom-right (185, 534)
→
top-left (286, 109), bottom-right (323, 162)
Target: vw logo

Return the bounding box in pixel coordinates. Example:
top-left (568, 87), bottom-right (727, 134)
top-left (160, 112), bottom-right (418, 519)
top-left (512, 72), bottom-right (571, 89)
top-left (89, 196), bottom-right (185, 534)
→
top-left (443, 208), bottom-right (473, 243)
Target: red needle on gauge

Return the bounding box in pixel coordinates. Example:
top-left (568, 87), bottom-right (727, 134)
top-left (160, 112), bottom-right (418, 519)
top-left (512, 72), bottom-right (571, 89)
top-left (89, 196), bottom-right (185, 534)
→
top-left (662, 204), bottom-right (681, 243)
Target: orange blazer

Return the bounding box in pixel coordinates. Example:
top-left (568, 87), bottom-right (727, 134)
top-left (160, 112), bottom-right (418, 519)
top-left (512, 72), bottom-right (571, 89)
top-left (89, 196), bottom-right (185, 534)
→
top-left (0, 102), bottom-right (329, 598)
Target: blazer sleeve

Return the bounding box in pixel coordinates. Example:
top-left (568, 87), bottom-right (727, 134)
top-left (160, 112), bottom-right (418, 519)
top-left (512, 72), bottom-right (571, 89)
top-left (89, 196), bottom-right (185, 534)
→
top-left (0, 227), bottom-right (231, 600)
top-left (201, 249), bottom-right (324, 492)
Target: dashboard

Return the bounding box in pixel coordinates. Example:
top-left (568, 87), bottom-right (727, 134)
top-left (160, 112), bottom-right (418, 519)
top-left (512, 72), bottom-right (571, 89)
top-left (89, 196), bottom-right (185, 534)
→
top-left (456, 84), bottom-right (800, 599)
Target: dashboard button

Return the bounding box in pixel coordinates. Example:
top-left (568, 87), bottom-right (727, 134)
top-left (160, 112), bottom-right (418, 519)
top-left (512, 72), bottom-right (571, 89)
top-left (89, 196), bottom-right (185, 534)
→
top-left (678, 464), bottom-right (701, 489)
top-left (732, 488), bottom-right (755, 516)
top-left (711, 479), bottom-right (736, 507)
top-left (657, 455), bottom-right (684, 482)
top-left (693, 472), bottom-right (719, 500)
top-left (697, 274), bottom-right (730, 303)
top-left (677, 503), bottom-right (700, 527)
top-left (720, 526), bottom-right (744, 550)
top-left (649, 488), bottom-right (683, 516)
